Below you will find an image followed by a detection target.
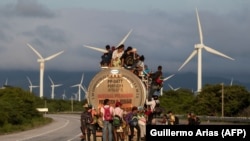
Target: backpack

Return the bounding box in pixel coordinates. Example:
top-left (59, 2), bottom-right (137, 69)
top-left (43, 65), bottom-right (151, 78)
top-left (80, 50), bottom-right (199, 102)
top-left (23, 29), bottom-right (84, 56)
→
top-left (81, 111), bottom-right (93, 124)
top-left (113, 115), bottom-right (121, 127)
top-left (129, 115), bottom-right (138, 126)
top-left (125, 112), bottom-right (138, 126)
top-left (104, 106), bottom-right (112, 121)
top-left (174, 116), bottom-right (179, 125)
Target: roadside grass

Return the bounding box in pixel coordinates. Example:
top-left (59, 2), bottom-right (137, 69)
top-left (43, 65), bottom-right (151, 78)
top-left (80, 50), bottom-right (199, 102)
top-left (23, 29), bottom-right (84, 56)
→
top-left (0, 117), bottom-right (53, 135)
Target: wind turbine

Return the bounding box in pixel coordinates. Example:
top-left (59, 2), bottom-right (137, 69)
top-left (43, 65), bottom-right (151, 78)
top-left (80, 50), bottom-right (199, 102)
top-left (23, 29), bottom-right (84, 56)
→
top-left (178, 9), bottom-right (235, 93)
top-left (26, 76), bottom-right (39, 93)
top-left (71, 73), bottom-right (85, 101)
top-left (168, 84), bottom-right (180, 91)
top-left (27, 43), bottom-right (64, 98)
top-left (83, 29), bottom-right (133, 53)
top-left (230, 78), bottom-right (234, 86)
top-left (48, 76), bottom-right (62, 99)
top-left (62, 90), bottom-right (67, 100)
top-left (159, 74), bottom-right (175, 96)
top-left (81, 84), bottom-right (89, 103)
top-left (0, 78), bottom-right (8, 89)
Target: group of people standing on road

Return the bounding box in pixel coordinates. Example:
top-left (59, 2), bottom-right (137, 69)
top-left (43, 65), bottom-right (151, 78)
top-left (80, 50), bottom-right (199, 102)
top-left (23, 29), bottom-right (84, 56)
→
top-left (80, 99), bottom-right (146, 141)
top-left (80, 97), bottom-right (202, 141)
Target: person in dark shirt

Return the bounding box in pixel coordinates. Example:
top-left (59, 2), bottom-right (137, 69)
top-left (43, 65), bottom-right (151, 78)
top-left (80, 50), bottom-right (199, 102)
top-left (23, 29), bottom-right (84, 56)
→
top-left (148, 65), bottom-right (163, 100)
top-left (100, 45), bottom-right (113, 67)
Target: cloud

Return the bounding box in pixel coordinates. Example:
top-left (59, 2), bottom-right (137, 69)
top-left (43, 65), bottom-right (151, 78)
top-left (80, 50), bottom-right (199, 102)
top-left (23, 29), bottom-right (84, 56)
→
top-left (0, 0), bottom-right (55, 18)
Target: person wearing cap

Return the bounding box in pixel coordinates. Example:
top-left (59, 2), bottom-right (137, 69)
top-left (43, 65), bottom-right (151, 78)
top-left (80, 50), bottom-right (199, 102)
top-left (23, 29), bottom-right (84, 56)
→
top-left (80, 104), bottom-right (97, 141)
top-left (113, 101), bottom-right (125, 141)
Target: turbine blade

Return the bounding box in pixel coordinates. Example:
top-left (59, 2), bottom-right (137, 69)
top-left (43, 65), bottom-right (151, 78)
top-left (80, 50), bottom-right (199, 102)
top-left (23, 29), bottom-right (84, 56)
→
top-left (71, 84), bottom-right (78, 87)
top-left (44, 50), bottom-right (64, 61)
top-left (27, 43), bottom-right (43, 59)
top-left (168, 84), bottom-right (174, 90)
top-left (83, 45), bottom-right (108, 53)
top-left (48, 76), bottom-right (54, 84)
top-left (116, 29), bottom-right (133, 47)
top-left (54, 84), bottom-right (62, 87)
top-left (80, 73), bottom-right (84, 84)
top-left (196, 8), bottom-right (203, 44)
top-left (163, 74), bottom-right (175, 81)
top-left (26, 76), bottom-right (32, 85)
top-left (178, 50), bottom-right (198, 71)
top-left (203, 46), bottom-right (235, 60)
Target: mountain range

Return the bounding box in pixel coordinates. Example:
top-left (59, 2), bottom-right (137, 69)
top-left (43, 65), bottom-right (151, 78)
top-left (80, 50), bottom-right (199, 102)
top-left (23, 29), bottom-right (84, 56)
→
top-left (0, 70), bottom-right (249, 100)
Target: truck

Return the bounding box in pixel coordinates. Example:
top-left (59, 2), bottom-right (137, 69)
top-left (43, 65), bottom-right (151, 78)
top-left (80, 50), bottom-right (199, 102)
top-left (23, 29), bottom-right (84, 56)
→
top-left (87, 67), bottom-right (148, 112)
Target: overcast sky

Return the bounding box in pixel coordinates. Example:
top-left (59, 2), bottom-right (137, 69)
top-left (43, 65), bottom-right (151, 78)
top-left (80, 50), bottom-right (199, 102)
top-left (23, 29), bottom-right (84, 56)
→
top-left (0, 0), bottom-right (249, 83)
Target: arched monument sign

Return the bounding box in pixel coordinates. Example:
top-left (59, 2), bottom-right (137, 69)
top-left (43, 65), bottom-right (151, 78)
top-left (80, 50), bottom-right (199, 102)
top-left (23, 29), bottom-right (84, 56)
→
top-left (88, 67), bottom-right (147, 112)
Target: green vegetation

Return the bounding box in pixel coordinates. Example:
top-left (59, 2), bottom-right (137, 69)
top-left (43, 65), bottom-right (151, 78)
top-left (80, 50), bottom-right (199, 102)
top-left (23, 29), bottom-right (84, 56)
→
top-left (0, 83), bottom-right (250, 134)
top-left (159, 84), bottom-right (250, 117)
top-left (0, 87), bottom-right (85, 134)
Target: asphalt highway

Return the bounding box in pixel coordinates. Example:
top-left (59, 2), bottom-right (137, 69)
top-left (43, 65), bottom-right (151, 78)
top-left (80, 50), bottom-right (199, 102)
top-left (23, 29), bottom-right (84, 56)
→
top-left (0, 114), bottom-right (83, 141)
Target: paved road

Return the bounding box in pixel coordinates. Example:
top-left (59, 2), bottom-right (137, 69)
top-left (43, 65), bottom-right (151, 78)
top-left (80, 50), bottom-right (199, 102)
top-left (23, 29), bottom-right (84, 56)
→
top-left (0, 114), bottom-right (245, 141)
top-left (0, 114), bottom-right (83, 141)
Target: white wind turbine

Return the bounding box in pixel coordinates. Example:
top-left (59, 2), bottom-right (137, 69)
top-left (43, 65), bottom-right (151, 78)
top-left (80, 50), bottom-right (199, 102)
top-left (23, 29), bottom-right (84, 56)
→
top-left (159, 74), bottom-right (175, 96)
top-left (73, 93), bottom-right (78, 101)
top-left (0, 78), bottom-right (8, 89)
top-left (48, 76), bottom-right (62, 99)
top-left (178, 9), bottom-right (235, 93)
top-left (62, 90), bottom-right (67, 100)
top-left (83, 29), bottom-right (133, 53)
top-left (71, 73), bottom-right (85, 101)
top-left (26, 76), bottom-right (39, 93)
top-left (230, 78), bottom-right (234, 86)
top-left (27, 43), bottom-right (64, 98)
top-left (81, 84), bottom-right (89, 103)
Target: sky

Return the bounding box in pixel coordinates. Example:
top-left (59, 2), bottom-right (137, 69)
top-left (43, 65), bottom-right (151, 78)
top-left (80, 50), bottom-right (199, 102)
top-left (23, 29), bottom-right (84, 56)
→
top-left (0, 0), bottom-right (250, 84)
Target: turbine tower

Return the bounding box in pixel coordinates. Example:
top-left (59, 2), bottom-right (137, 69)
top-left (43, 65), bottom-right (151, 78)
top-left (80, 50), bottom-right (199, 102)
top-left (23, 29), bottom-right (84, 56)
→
top-left (71, 73), bottom-right (85, 101)
top-left (178, 9), bottom-right (234, 93)
top-left (0, 78), bottom-right (8, 89)
top-left (48, 76), bottom-right (62, 99)
top-left (62, 90), bottom-right (67, 100)
top-left (26, 76), bottom-right (39, 93)
top-left (83, 29), bottom-right (133, 53)
top-left (27, 43), bottom-right (64, 98)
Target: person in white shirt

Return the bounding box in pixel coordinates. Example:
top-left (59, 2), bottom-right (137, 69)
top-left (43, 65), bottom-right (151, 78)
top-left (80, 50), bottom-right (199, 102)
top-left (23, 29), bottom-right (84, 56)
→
top-left (111, 44), bottom-right (124, 67)
top-left (145, 95), bottom-right (159, 125)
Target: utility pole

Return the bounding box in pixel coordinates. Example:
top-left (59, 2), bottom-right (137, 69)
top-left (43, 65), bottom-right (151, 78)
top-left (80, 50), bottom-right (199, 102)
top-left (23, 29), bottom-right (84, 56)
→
top-left (221, 83), bottom-right (224, 118)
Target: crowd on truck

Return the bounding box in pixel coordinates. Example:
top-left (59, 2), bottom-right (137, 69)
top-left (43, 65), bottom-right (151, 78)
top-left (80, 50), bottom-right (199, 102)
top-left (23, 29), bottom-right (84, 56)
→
top-left (80, 44), bottom-right (200, 141)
